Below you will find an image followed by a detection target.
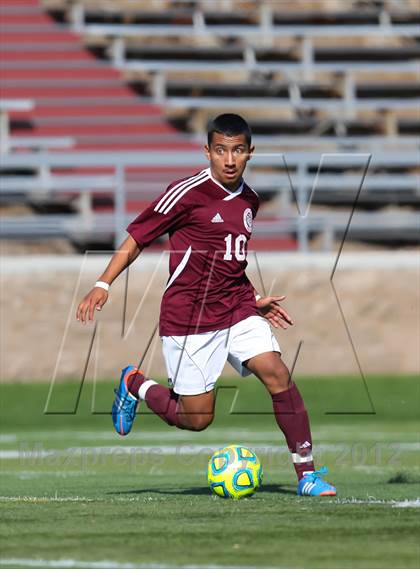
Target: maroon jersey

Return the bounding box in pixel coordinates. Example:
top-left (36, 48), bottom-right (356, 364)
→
top-left (127, 167), bottom-right (259, 335)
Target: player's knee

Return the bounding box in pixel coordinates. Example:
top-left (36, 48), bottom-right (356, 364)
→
top-left (265, 362), bottom-right (290, 393)
top-left (278, 365), bottom-right (290, 387)
top-left (188, 414), bottom-right (214, 431)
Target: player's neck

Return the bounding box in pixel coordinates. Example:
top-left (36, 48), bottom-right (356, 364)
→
top-left (208, 167), bottom-right (243, 192)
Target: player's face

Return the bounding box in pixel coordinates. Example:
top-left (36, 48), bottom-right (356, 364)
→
top-left (205, 132), bottom-right (254, 190)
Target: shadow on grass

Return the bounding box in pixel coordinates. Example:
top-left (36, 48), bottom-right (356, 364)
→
top-left (108, 484), bottom-right (296, 497)
top-left (387, 472), bottom-right (420, 484)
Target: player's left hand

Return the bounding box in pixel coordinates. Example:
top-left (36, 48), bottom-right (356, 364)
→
top-left (256, 295), bottom-right (294, 329)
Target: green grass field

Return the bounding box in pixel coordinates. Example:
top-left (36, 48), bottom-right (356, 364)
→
top-left (1, 375), bottom-right (419, 569)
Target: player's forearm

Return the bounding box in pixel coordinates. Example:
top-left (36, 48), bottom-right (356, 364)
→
top-left (97, 234), bottom-right (142, 285)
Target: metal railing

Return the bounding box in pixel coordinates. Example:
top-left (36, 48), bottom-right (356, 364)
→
top-left (0, 99), bottom-right (75, 154)
top-left (1, 149), bottom-right (419, 251)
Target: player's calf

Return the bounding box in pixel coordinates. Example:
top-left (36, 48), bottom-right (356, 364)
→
top-left (175, 410), bottom-right (214, 432)
top-left (113, 365), bottom-right (214, 433)
top-left (176, 391), bottom-right (215, 431)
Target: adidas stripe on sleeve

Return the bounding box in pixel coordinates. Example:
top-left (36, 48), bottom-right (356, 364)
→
top-left (127, 171), bottom-right (208, 248)
top-left (154, 170), bottom-right (209, 215)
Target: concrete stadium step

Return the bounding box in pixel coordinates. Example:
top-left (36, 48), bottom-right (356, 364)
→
top-left (48, 135), bottom-right (191, 147)
top-left (10, 123), bottom-right (178, 136)
top-left (68, 141), bottom-right (200, 151)
top-left (50, 166), bottom-right (203, 177)
top-left (0, 60), bottom-right (112, 70)
top-left (2, 86), bottom-right (137, 97)
top-left (9, 103), bottom-right (161, 118)
top-left (0, 0), bottom-right (41, 4)
top-left (77, 8), bottom-right (195, 25)
top-left (0, 24), bottom-right (69, 33)
top-left (21, 115), bottom-right (167, 126)
top-left (0, 31), bottom-right (84, 42)
top-left (1, 51), bottom-right (96, 61)
top-left (0, 4), bottom-right (44, 14)
top-left (3, 79), bottom-right (127, 88)
top-left (164, 80), bottom-right (336, 99)
top-left (0, 13), bottom-right (55, 24)
top-left (2, 68), bottom-right (121, 80)
top-left (0, 0), bottom-right (41, 6)
top-left (1, 43), bottom-right (84, 52)
top-left (8, 96), bottom-right (154, 106)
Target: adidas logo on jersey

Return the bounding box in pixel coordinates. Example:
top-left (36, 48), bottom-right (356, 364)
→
top-left (211, 213), bottom-right (224, 223)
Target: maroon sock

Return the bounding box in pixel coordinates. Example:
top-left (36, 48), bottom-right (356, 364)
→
top-left (145, 384), bottom-right (185, 429)
top-left (127, 371), bottom-right (146, 398)
top-left (271, 383), bottom-right (315, 480)
top-left (127, 372), bottom-right (185, 429)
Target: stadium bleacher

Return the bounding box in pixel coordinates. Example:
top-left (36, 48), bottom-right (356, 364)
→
top-left (0, 0), bottom-right (208, 248)
top-left (0, 0), bottom-right (419, 251)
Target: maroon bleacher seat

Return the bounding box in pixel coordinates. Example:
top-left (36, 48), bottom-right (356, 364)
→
top-left (0, 0), bottom-right (296, 250)
top-left (0, 1), bottom-right (200, 196)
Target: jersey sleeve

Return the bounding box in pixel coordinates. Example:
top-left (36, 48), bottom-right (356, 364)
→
top-left (127, 186), bottom-right (190, 248)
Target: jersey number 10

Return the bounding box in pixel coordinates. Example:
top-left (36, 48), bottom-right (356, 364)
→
top-left (223, 233), bottom-right (247, 262)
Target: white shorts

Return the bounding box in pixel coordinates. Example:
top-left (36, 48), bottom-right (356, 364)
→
top-left (161, 315), bottom-right (281, 396)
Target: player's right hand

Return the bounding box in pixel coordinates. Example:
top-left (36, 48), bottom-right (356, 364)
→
top-left (76, 287), bottom-right (108, 324)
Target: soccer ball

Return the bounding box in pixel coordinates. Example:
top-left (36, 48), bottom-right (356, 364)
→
top-left (207, 445), bottom-right (263, 499)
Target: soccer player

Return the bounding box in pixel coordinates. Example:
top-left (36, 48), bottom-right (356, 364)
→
top-left (76, 113), bottom-right (336, 497)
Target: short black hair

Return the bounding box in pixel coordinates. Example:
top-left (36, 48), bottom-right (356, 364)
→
top-left (207, 113), bottom-right (252, 147)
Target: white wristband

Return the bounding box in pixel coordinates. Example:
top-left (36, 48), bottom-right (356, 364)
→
top-left (255, 294), bottom-right (262, 301)
top-left (95, 281), bottom-right (110, 292)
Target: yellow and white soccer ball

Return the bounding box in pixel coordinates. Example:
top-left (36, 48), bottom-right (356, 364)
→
top-left (207, 445), bottom-right (263, 499)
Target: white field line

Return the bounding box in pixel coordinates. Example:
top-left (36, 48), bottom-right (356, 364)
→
top-left (326, 497), bottom-right (420, 507)
top-left (392, 499), bottom-right (420, 508)
top-left (1, 428), bottom-right (417, 443)
top-left (10, 471), bottom-right (88, 479)
top-left (0, 434), bottom-right (19, 442)
top-left (1, 496), bottom-right (419, 507)
top-left (0, 496), bottom-right (96, 503)
top-left (1, 442), bottom-right (419, 460)
top-left (0, 561), bottom-right (288, 569)
top-left (0, 496), bottom-right (197, 503)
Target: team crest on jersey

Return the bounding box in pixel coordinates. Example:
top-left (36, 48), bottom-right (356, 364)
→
top-left (243, 208), bottom-right (253, 232)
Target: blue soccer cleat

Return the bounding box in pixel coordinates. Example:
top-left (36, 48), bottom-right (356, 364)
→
top-left (297, 466), bottom-right (337, 496)
top-left (112, 365), bottom-right (141, 436)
